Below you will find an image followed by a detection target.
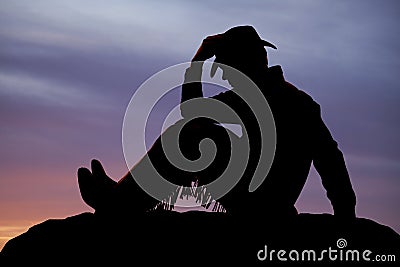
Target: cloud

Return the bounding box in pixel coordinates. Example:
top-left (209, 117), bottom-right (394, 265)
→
top-left (0, 71), bottom-right (107, 109)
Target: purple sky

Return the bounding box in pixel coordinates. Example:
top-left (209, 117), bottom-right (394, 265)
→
top-left (1, 0), bottom-right (399, 249)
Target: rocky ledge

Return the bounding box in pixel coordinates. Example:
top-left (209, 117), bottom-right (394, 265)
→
top-left (1, 211), bottom-right (399, 265)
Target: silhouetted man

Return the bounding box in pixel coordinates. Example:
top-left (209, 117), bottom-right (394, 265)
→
top-left (78, 25), bottom-right (356, 219)
top-left (180, 25), bottom-right (356, 218)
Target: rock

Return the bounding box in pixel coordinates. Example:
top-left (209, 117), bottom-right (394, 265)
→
top-left (1, 211), bottom-right (399, 265)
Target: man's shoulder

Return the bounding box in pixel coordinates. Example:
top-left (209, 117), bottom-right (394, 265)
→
top-left (285, 81), bottom-right (315, 103)
top-left (269, 66), bottom-right (319, 109)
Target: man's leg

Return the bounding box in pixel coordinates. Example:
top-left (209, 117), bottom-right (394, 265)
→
top-left (78, 119), bottom-right (236, 216)
top-left (78, 120), bottom-right (198, 215)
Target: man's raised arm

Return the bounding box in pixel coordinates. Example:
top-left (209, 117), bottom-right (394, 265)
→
top-left (180, 35), bottom-right (222, 117)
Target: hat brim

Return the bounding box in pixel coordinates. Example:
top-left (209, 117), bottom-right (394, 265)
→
top-left (210, 39), bottom-right (276, 78)
top-left (261, 40), bottom-right (277, 50)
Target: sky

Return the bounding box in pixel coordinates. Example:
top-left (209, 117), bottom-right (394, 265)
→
top-left (1, 0), bottom-right (399, 250)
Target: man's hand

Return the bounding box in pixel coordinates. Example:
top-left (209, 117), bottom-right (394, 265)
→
top-left (191, 34), bottom-right (222, 62)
